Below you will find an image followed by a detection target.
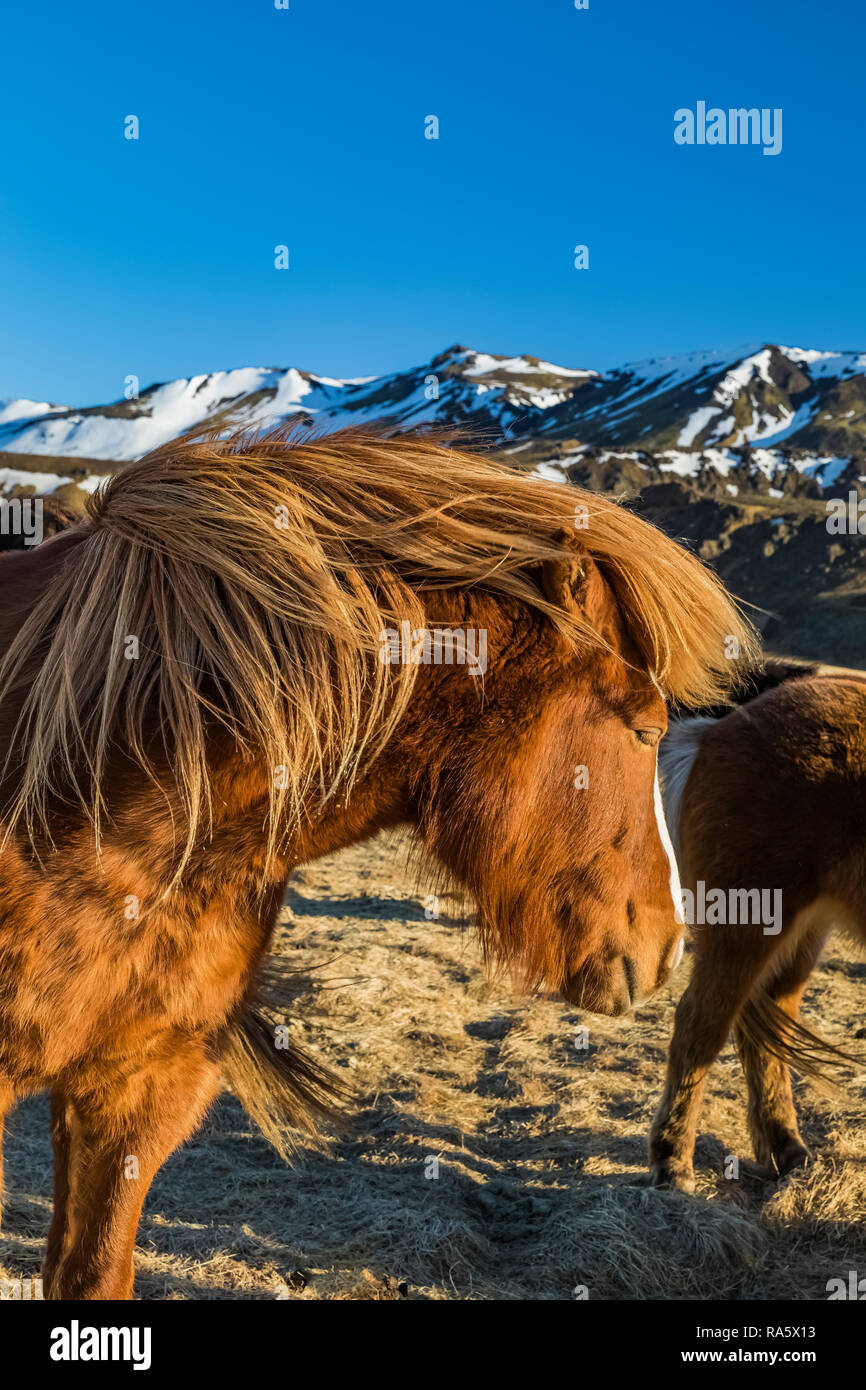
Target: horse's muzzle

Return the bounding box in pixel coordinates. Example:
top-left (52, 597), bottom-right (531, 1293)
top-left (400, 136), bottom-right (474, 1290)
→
top-left (562, 934), bottom-right (685, 1017)
top-left (560, 954), bottom-right (637, 1016)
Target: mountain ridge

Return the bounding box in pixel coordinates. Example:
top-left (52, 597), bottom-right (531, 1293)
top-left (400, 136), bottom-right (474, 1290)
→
top-left (4, 342), bottom-right (866, 476)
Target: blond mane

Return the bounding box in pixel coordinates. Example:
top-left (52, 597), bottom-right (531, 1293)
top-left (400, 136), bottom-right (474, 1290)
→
top-left (0, 424), bottom-right (756, 879)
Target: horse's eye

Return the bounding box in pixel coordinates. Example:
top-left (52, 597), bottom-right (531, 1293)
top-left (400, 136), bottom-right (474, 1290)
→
top-left (634, 727), bottom-right (662, 747)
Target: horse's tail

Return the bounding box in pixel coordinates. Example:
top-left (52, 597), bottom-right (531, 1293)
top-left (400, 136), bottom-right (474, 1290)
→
top-left (222, 996), bottom-right (349, 1161)
top-left (737, 991), bottom-right (862, 1093)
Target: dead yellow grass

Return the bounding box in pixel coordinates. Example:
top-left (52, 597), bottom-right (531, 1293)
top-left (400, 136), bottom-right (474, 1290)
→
top-left (1, 829), bottom-right (864, 1300)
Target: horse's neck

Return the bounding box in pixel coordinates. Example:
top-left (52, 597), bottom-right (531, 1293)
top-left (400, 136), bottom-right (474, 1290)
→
top-left (289, 765), bottom-right (413, 868)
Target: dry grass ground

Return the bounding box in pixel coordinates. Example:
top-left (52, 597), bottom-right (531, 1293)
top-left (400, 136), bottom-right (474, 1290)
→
top-left (1, 829), bottom-right (864, 1301)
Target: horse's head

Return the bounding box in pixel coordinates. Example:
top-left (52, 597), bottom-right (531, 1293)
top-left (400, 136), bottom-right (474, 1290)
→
top-left (0, 428), bottom-right (744, 987)
top-left (411, 546), bottom-right (684, 1017)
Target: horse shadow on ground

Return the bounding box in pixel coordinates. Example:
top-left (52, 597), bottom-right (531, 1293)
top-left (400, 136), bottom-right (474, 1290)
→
top-left (284, 888), bottom-right (473, 930)
top-left (2, 1088), bottom-right (864, 1301)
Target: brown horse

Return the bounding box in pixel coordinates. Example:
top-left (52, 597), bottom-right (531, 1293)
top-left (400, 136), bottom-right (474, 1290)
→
top-left (0, 426), bottom-right (750, 1298)
top-left (650, 665), bottom-right (866, 1191)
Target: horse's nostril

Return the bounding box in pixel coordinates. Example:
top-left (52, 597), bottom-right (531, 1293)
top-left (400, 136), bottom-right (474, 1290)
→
top-left (621, 954), bottom-right (638, 1004)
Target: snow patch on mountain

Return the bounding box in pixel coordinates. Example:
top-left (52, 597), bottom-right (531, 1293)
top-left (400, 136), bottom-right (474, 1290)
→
top-left (532, 444), bottom-right (858, 491)
top-left (0, 466), bottom-right (109, 495)
top-left (0, 398), bottom-right (70, 427)
top-left (778, 347), bottom-right (866, 377)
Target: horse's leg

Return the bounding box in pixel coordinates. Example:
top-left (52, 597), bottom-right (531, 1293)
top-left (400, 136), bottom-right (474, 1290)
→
top-left (0, 1079), bottom-right (13, 1229)
top-left (42, 1089), bottom-right (73, 1290)
top-left (43, 1044), bottom-right (221, 1300)
top-left (648, 928), bottom-right (779, 1192)
top-left (735, 928), bottom-right (828, 1176)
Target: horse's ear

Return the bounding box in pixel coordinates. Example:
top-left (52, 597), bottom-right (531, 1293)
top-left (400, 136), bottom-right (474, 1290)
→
top-left (541, 535), bottom-right (607, 623)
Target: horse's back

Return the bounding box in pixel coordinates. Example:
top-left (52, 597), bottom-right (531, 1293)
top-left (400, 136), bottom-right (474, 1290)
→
top-left (666, 673), bottom-right (866, 932)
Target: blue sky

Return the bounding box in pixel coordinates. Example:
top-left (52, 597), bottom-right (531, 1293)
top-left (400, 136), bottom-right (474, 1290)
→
top-left (1, 0), bottom-right (862, 404)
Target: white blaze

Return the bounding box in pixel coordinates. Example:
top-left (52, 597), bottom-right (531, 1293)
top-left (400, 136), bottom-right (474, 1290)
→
top-left (654, 761), bottom-right (684, 925)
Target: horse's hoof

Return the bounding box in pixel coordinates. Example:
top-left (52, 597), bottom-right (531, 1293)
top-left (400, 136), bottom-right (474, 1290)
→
top-left (772, 1142), bottom-right (811, 1178)
top-left (645, 1165), bottom-right (696, 1194)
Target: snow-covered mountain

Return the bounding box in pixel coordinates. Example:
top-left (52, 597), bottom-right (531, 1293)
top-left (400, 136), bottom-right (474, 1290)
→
top-left (559, 344), bottom-right (866, 456)
top-left (2, 342), bottom-right (865, 483)
top-left (0, 346), bottom-right (598, 464)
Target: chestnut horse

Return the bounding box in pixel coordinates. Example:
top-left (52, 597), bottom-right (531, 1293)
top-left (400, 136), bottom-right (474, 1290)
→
top-left (0, 426), bottom-right (751, 1298)
top-left (650, 664), bottom-right (866, 1191)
